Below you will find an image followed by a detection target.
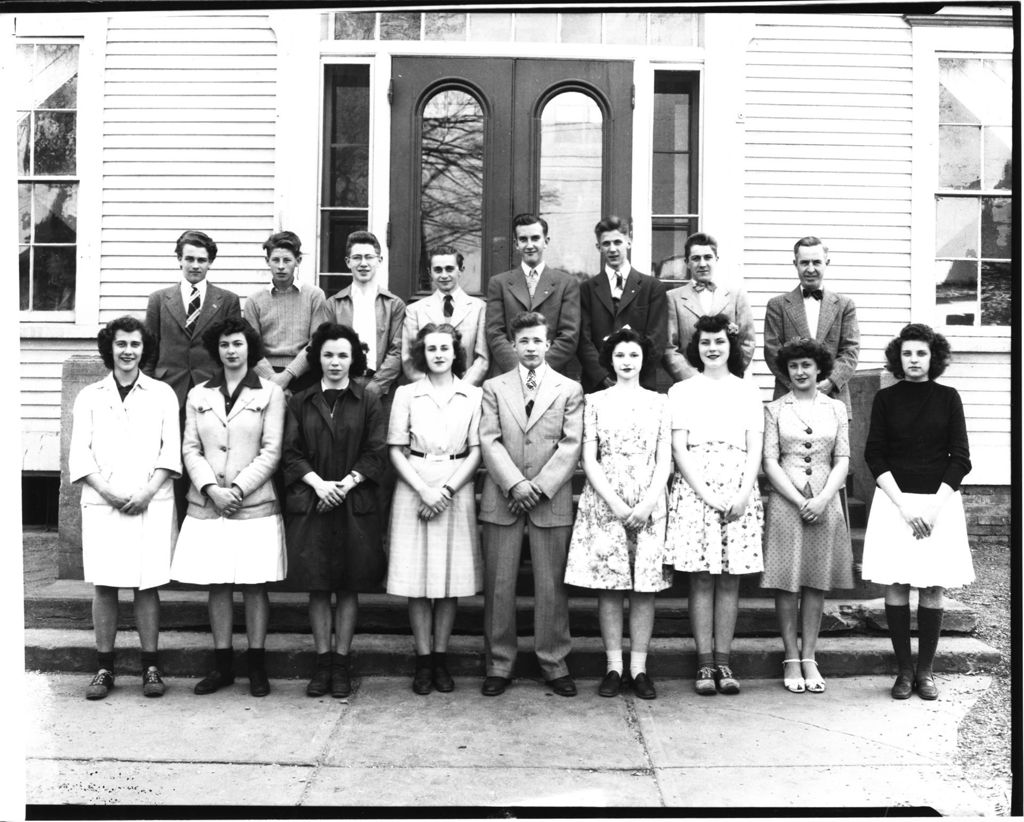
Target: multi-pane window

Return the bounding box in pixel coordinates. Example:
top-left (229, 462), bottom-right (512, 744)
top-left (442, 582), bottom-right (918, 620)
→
top-left (17, 42), bottom-right (79, 312)
top-left (651, 71), bottom-right (699, 283)
top-left (320, 64), bottom-right (370, 297)
top-left (934, 56), bottom-right (1012, 327)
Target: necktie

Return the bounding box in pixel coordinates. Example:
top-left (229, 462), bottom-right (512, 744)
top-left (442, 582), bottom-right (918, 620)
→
top-left (526, 268), bottom-right (539, 298)
top-left (802, 287), bottom-right (823, 301)
top-left (692, 281), bottom-right (716, 292)
top-left (615, 273), bottom-right (624, 292)
top-left (443, 294), bottom-right (454, 318)
top-left (526, 368), bottom-right (537, 391)
top-left (185, 285), bottom-right (201, 329)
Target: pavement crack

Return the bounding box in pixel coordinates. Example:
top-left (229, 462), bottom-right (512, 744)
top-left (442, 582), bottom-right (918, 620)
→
top-left (623, 698), bottom-right (666, 807)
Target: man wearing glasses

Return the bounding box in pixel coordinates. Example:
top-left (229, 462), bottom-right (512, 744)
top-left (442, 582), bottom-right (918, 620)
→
top-left (326, 230), bottom-right (407, 401)
top-left (401, 245), bottom-right (489, 386)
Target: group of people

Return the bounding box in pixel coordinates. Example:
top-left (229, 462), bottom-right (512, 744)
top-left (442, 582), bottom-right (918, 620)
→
top-left (70, 217), bottom-right (974, 706)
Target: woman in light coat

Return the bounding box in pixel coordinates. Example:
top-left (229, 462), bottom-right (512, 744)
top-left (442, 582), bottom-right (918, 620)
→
top-left (171, 317), bottom-right (287, 697)
top-left (70, 315), bottom-right (181, 700)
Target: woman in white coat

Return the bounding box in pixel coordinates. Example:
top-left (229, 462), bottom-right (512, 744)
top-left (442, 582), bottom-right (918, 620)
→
top-left (171, 318), bottom-right (287, 697)
top-left (70, 316), bottom-right (181, 700)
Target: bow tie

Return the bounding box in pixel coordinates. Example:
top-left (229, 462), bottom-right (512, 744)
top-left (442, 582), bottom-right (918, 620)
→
top-left (802, 287), bottom-right (823, 301)
top-left (692, 281), bottom-right (716, 292)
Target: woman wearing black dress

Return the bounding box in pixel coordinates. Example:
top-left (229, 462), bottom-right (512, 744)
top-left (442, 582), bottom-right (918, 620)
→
top-left (861, 324), bottom-right (973, 701)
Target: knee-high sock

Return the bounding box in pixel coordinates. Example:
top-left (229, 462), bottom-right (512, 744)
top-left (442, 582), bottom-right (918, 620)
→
top-left (885, 603), bottom-right (913, 674)
top-left (916, 606), bottom-right (944, 675)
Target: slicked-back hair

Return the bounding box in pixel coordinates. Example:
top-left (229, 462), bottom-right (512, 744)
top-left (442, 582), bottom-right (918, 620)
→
top-left (509, 310), bottom-right (551, 341)
top-left (428, 245), bottom-right (465, 270)
top-left (263, 230), bottom-right (302, 259)
top-left (793, 236), bottom-right (828, 257)
top-left (202, 317), bottom-right (264, 368)
top-left (175, 230), bottom-right (217, 262)
top-left (594, 215), bottom-right (630, 239)
top-left (777, 337), bottom-right (834, 382)
top-left (97, 315), bottom-right (155, 370)
top-left (512, 213), bottom-right (549, 237)
top-left (684, 313), bottom-right (747, 377)
top-left (345, 230), bottom-right (381, 257)
top-left (306, 321), bottom-right (368, 378)
top-left (411, 323), bottom-right (467, 378)
top-left (684, 231), bottom-right (718, 259)
top-left (598, 327), bottom-right (653, 374)
top-left (884, 322), bottom-right (951, 379)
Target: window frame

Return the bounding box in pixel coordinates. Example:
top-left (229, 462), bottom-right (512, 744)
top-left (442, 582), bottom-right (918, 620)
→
top-left (16, 15), bottom-right (102, 332)
top-left (908, 17), bottom-right (1014, 346)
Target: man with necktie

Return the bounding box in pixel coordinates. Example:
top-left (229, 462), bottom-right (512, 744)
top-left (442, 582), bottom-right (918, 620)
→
top-left (401, 246), bottom-right (489, 386)
top-left (485, 213), bottom-right (580, 377)
top-left (763, 236), bottom-right (860, 416)
top-left (662, 232), bottom-right (756, 382)
top-left (144, 230), bottom-right (241, 519)
top-left (478, 311), bottom-right (583, 698)
top-left (577, 215), bottom-right (667, 393)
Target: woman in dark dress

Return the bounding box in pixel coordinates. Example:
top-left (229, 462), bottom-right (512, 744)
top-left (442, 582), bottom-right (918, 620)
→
top-left (283, 322), bottom-right (387, 698)
top-left (861, 324), bottom-right (973, 701)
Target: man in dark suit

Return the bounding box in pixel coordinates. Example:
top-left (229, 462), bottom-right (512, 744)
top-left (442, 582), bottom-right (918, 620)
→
top-left (577, 215), bottom-right (667, 392)
top-left (144, 230), bottom-right (242, 409)
top-left (485, 214), bottom-right (580, 377)
top-left (763, 236), bottom-right (860, 416)
top-left (478, 311), bottom-right (583, 698)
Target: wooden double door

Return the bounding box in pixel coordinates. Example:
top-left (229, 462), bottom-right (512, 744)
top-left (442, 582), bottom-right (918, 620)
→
top-left (389, 57), bottom-right (633, 299)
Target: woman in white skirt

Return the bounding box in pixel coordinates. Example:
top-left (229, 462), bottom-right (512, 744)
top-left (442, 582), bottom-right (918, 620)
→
top-left (171, 318), bottom-right (287, 697)
top-left (665, 314), bottom-right (764, 696)
top-left (70, 316), bottom-right (181, 700)
top-left (565, 328), bottom-right (673, 700)
top-left (387, 323), bottom-right (482, 694)
top-left (862, 323), bottom-right (972, 701)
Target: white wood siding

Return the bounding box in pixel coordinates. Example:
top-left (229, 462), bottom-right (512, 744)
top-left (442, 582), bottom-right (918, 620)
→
top-left (741, 12), bottom-right (1009, 484)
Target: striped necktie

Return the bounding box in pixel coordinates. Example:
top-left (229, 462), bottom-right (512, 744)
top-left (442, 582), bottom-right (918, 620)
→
top-left (185, 285), bottom-right (201, 330)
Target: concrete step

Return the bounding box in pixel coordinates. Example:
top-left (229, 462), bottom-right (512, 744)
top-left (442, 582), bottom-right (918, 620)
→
top-left (24, 628), bottom-right (1000, 680)
top-left (25, 580), bottom-right (978, 636)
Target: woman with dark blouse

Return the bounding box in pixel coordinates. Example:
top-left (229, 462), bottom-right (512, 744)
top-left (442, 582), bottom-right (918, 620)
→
top-left (861, 323), bottom-right (973, 701)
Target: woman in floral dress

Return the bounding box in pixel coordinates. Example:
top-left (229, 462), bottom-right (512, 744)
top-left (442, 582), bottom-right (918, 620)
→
top-left (665, 314), bottom-right (764, 696)
top-left (566, 328), bottom-right (672, 700)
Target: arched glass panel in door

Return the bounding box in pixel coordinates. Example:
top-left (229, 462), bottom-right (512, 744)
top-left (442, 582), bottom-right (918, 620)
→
top-left (539, 91), bottom-right (603, 280)
top-left (419, 88), bottom-right (484, 292)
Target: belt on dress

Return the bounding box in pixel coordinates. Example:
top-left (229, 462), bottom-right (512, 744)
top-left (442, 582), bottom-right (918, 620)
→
top-left (409, 449), bottom-right (469, 461)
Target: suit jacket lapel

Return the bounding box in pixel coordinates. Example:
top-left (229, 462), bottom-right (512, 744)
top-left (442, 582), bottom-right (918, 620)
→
top-left (525, 370), bottom-right (560, 432)
top-left (498, 370), bottom-right (528, 432)
top-left (508, 272), bottom-right (532, 310)
top-left (192, 285), bottom-right (222, 339)
top-left (593, 274), bottom-right (615, 317)
top-left (784, 287), bottom-right (812, 338)
top-left (816, 291), bottom-right (839, 338)
top-left (530, 269), bottom-right (556, 309)
top-left (226, 386), bottom-right (258, 422)
top-left (677, 285), bottom-right (701, 320)
top-left (615, 268), bottom-right (640, 315)
top-left (163, 288), bottom-right (188, 332)
top-left (449, 292), bottom-right (472, 328)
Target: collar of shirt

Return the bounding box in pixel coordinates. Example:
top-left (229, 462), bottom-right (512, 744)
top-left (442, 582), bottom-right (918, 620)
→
top-left (432, 286), bottom-right (465, 305)
top-left (518, 362), bottom-right (548, 388)
top-left (605, 265), bottom-right (628, 294)
top-left (206, 368), bottom-right (260, 390)
top-left (520, 261), bottom-right (546, 278)
top-left (267, 280), bottom-right (302, 295)
top-left (180, 278), bottom-right (208, 305)
top-left (411, 375), bottom-right (469, 400)
top-left (349, 281), bottom-right (379, 301)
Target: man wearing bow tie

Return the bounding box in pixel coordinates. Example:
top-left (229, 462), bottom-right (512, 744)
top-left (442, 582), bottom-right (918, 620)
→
top-left (662, 232), bottom-right (756, 381)
top-left (763, 236), bottom-right (860, 416)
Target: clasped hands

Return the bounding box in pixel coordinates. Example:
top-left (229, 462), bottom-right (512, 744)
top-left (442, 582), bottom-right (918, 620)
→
top-left (313, 477), bottom-right (356, 513)
top-left (702, 489), bottom-right (751, 523)
top-left (608, 497), bottom-right (657, 530)
top-left (417, 485), bottom-right (452, 521)
top-left (101, 485), bottom-right (156, 516)
top-left (898, 498), bottom-right (940, 540)
top-left (798, 495), bottom-right (828, 524)
top-left (507, 479), bottom-right (544, 515)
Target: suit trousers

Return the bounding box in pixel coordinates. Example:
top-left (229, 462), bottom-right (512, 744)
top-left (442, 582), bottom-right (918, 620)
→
top-left (482, 519), bottom-right (572, 680)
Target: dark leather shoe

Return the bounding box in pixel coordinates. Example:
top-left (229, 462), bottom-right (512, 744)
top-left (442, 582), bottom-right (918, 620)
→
top-left (306, 667), bottom-right (331, 697)
top-left (86, 669), bottom-right (114, 700)
top-left (915, 673), bottom-right (939, 700)
top-left (891, 672), bottom-right (914, 700)
top-left (433, 663), bottom-right (455, 693)
top-left (598, 670), bottom-right (622, 697)
top-left (194, 670), bottom-right (234, 695)
top-left (249, 669), bottom-right (270, 697)
top-left (331, 659), bottom-right (352, 699)
top-left (481, 676), bottom-right (510, 696)
top-left (141, 667), bottom-right (165, 698)
top-left (547, 675), bottom-right (577, 697)
top-left (632, 672), bottom-right (657, 700)
top-left (412, 663), bottom-right (433, 695)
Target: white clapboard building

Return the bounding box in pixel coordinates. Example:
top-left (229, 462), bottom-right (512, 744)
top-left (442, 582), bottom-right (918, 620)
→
top-left (14, 8), bottom-right (1013, 515)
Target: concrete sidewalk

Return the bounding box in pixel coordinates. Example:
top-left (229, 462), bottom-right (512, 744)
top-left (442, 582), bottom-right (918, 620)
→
top-left (24, 672), bottom-right (995, 814)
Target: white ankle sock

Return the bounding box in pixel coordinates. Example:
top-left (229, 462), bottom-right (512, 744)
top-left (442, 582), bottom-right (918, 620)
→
top-left (630, 652), bottom-right (648, 678)
top-left (606, 650), bottom-right (623, 674)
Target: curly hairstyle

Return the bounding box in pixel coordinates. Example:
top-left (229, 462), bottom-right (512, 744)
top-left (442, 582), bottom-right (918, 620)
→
top-left (306, 322), bottom-right (368, 378)
top-left (509, 310), bottom-right (550, 340)
top-left (96, 315), bottom-right (155, 370)
top-left (884, 322), bottom-right (951, 379)
top-left (777, 337), bottom-right (834, 383)
top-left (201, 317), bottom-right (264, 367)
top-left (684, 314), bottom-right (747, 377)
top-left (263, 230), bottom-right (302, 259)
top-left (598, 327), bottom-right (653, 374)
top-left (174, 230), bottom-right (217, 262)
top-left (410, 323), bottom-right (467, 378)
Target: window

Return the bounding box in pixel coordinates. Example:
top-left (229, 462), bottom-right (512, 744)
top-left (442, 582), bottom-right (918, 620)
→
top-left (934, 56), bottom-right (1012, 327)
top-left (320, 64), bottom-right (370, 297)
top-left (17, 42), bottom-right (79, 313)
top-left (651, 71), bottom-right (699, 282)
